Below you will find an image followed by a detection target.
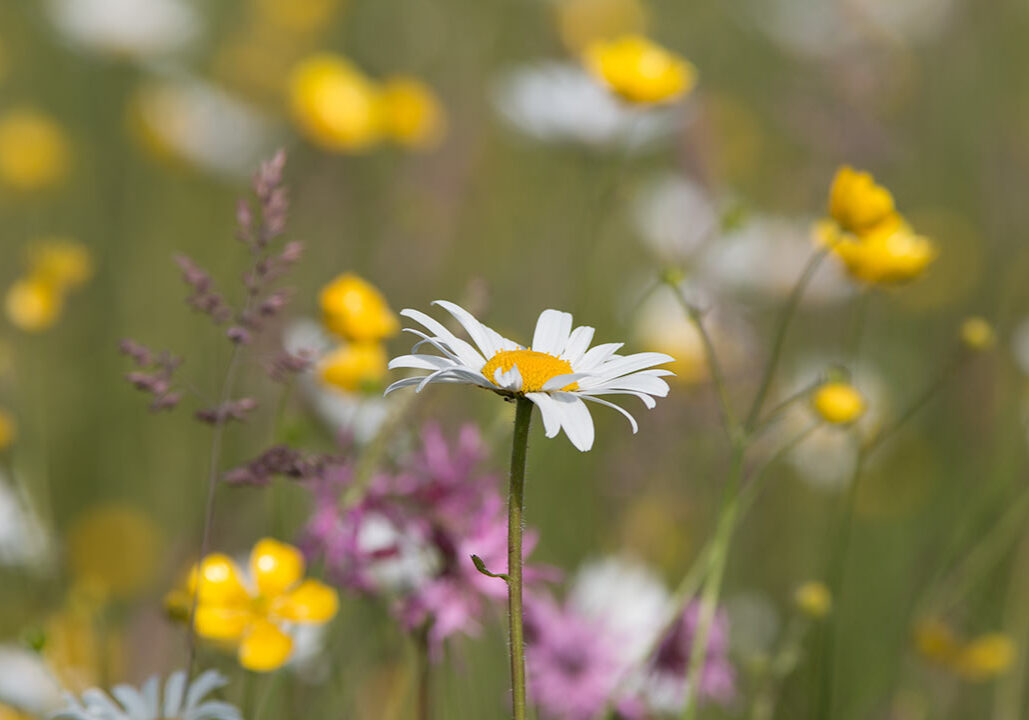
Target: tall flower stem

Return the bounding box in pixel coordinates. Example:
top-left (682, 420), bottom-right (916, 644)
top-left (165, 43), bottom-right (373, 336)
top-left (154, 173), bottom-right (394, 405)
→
top-left (681, 438), bottom-right (745, 720)
top-left (415, 626), bottom-right (432, 720)
top-left (507, 397), bottom-right (533, 720)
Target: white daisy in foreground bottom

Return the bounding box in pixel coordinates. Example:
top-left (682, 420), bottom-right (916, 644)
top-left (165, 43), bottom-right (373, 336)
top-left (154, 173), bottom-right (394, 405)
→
top-left (54, 669), bottom-right (241, 720)
top-left (386, 301), bottom-right (675, 451)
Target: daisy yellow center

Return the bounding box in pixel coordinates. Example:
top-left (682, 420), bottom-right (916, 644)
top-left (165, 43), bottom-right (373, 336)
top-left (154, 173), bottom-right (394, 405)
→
top-left (481, 349), bottom-right (578, 393)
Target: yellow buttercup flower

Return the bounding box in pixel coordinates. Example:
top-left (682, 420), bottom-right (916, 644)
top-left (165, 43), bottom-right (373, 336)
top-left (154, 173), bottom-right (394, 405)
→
top-left (794, 581), bottom-right (832, 619)
top-left (289, 53), bottom-right (381, 152)
top-left (954, 633), bottom-right (1015, 681)
top-left (66, 503), bottom-right (162, 599)
top-left (320, 272), bottom-right (399, 341)
top-left (584, 34), bottom-right (696, 105)
top-left (379, 77), bottom-right (446, 149)
top-left (0, 409), bottom-right (15, 450)
top-left (28, 238), bottom-right (94, 291)
top-left (556, 0), bottom-right (649, 53)
top-left (0, 107), bottom-right (71, 191)
top-left (960, 316), bottom-right (995, 351)
top-left (830, 221), bottom-right (936, 286)
top-left (828, 165), bottom-right (898, 236)
top-left (183, 538), bottom-right (339, 672)
top-left (319, 342), bottom-right (388, 392)
top-left (812, 381), bottom-right (865, 425)
top-left (5, 277), bottom-right (62, 332)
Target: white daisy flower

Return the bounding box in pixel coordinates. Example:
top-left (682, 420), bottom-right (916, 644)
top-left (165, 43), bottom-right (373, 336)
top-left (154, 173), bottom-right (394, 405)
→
top-left (386, 301), bottom-right (674, 451)
top-left (47, 0), bottom-right (199, 60)
top-left (55, 669), bottom-right (241, 720)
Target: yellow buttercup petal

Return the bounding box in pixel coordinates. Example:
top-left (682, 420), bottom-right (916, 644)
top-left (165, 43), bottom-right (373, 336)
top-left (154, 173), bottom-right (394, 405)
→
top-left (584, 34), bottom-right (696, 105)
top-left (319, 342), bottom-right (388, 393)
top-left (271, 578), bottom-right (339, 623)
top-left (188, 554), bottom-right (251, 605)
top-left (250, 538), bottom-right (305, 598)
top-left (319, 273), bottom-right (399, 342)
top-left (828, 165), bottom-right (897, 236)
top-left (194, 604), bottom-right (255, 642)
top-left (239, 618), bottom-right (293, 672)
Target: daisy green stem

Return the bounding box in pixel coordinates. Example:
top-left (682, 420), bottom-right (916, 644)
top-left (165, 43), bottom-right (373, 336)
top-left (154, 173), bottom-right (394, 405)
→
top-left (507, 397), bottom-right (534, 720)
top-left (744, 248), bottom-right (828, 433)
top-left (682, 437), bottom-right (746, 720)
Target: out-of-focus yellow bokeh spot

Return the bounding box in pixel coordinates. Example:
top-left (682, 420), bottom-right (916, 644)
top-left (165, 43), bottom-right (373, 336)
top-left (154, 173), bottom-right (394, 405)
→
top-left (66, 503), bottom-right (163, 599)
top-left (915, 617), bottom-right (960, 666)
top-left (319, 342), bottom-right (388, 392)
top-left (556, 0), bottom-right (649, 53)
top-left (584, 34), bottom-right (696, 105)
top-left (289, 53), bottom-right (381, 152)
top-left (320, 273), bottom-right (399, 342)
top-left (954, 633), bottom-right (1015, 681)
top-left (620, 492), bottom-right (690, 573)
top-left (960, 316), bottom-right (995, 351)
top-left (0, 704), bottom-right (32, 720)
top-left (28, 238), bottom-right (94, 291)
top-left (255, 0), bottom-right (343, 33)
top-left (811, 382), bottom-right (865, 425)
top-left (794, 581), bottom-right (832, 619)
top-left (5, 277), bottom-right (62, 332)
top-left (830, 221), bottom-right (936, 286)
top-left (0, 107), bottom-right (70, 191)
top-left (45, 585), bottom-right (123, 692)
top-left (379, 77), bottom-right (446, 150)
top-left (828, 165), bottom-right (898, 237)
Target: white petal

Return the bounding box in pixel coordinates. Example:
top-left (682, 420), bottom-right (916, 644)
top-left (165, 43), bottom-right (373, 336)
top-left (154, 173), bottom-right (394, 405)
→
top-left (560, 325), bottom-right (595, 366)
top-left (581, 373), bottom-right (670, 396)
top-left (531, 309), bottom-right (573, 356)
top-left (577, 342), bottom-right (624, 371)
top-left (526, 392), bottom-right (562, 437)
top-left (185, 671), bottom-right (227, 710)
top-left (163, 671), bottom-right (187, 717)
top-left (387, 354), bottom-right (456, 371)
top-left (541, 372), bottom-right (591, 392)
top-left (417, 366), bottom-right (491, 392)
top-left (433, 300), bottom-right (500, 359)
top-left (82, 689), bottom-right (130, 720)
top-left (384, 376), bottom-right (428, 395)
top-left (494, 364), bottom-right (523, 392)
top-left (141, 676), bottom-right (160, 717)
top-left (580, 388), bottom-right (658, 409)
top-left (191, 700), bottom-right (242, 720)
top-left (588, 352), bottom-right (675, 382)
top-left (580, 394), bottom-right (639, 433)
top-left (548, 391), bottom-right (595, 451)
top-left (400, 309), bottom-right (486, 369)
top-left (403, 328), bottom-right (462, 363)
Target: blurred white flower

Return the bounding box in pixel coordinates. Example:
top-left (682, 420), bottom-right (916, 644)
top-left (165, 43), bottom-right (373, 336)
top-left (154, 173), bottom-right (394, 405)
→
top-left (56, 669), bottom-right (240, 720)
top-left (0, 472), bottom-right (52, 570)
top-left (567, 556), bottom-right (671, 671)
top-left (283, 320), bottom-right (392, 444)
top-left (1011, 319), bottom-right (1029, 375)
top-left (132, 76), bottom-right (279, 179)
top-left (493, 62), bottom-right (679, 150)
top-left (0, 646), bottom-right (61, 716)
top-left (47, 0), bottom-right (199, 59)
top-left (355, 511), bottom-right (439, 592)
top-left (633, 173), bottom-right (719, 263)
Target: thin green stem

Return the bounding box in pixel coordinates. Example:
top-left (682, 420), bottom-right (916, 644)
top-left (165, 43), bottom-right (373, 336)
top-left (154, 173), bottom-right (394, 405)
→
top-left (745, 249), bottom-right (828, 432)
top-left (667, 281), bottom-right (739, 438)
top-left (507, 397), bottom-right (533, 720)
top-left (682, 440), bottom-right (746, 720)
top-left (415, 627), bottom-right (432, 720)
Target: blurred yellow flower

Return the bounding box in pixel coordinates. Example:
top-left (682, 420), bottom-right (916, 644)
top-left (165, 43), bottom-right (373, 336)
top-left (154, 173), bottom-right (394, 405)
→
top-left (28, 238), bottom-right (94, 290)
top-left (830, 222), bottom-right (936, 286)
top-left (320, 342), bottom-right (388, 392)
top-left (960, 316), bottom-right (995, 351)
top-left (914, 617), bottom-right (960, 666)
top-left (45, 584), bottom-right (123, 692)
top-left (556, 0), bottom-right (649, 53)
top-left (811, 381), bottom-right (865, 425)
top-left (954, 633), bottom-right (1015, 681)
top-left (320, 272), bottom-right (399, 341)
top-left (584, 34), bottom-right (696, 105)
top-left (0, 108), bottom-right (71, 191)
top-left (379, 77), bottom-right (446, 150)
top-left (794, 581), bottom-right (832, 619)
top-left (66, 503), bottom-right (162, 599)
top-left (828, 165), bottom-right (898, 237)
top-left (183, 538), bottom-right (339, 672)
top-left (4, 277), bottom-right (62, 332)
top-left (289, 53), bottom-right (381, 152)
top-left (0, 409), bottom-right (15, 450)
